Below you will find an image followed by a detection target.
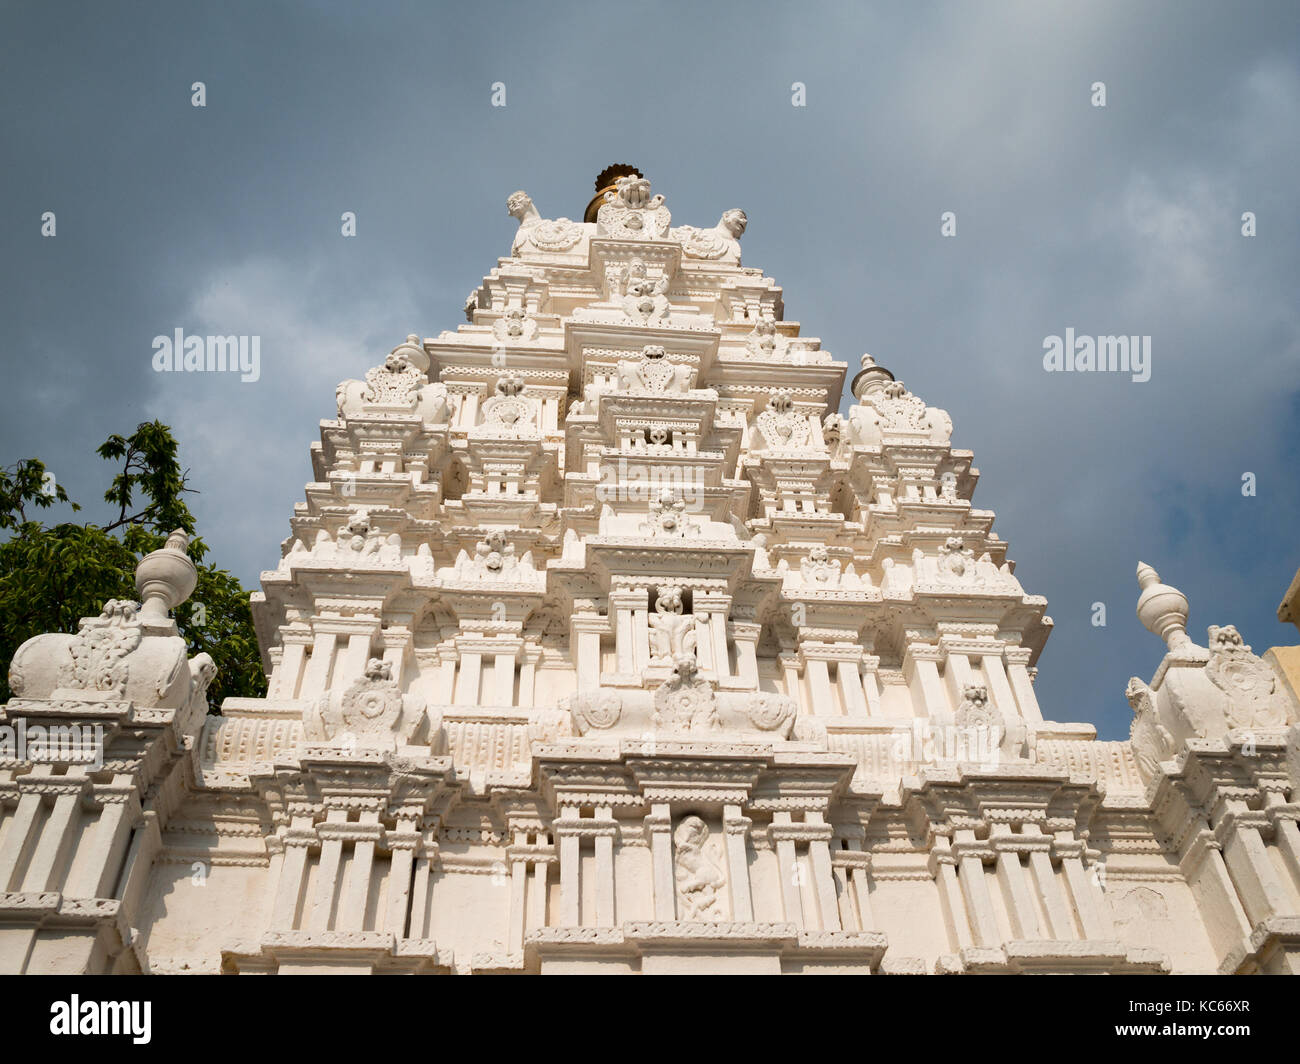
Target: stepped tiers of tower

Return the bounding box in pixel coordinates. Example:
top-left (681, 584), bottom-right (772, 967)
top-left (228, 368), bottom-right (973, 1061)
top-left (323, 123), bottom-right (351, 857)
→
top-left (3, 169), bottom-right (1299, 975)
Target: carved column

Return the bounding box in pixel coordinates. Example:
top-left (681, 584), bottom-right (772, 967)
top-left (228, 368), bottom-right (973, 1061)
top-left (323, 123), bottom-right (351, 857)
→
top-left (309, 808), bottom-right (348, 931)
top-left (453, 646), bottom-right (482, 705)
top-left (904, 644), bottom-right (945, 717)
top-left (610, 591), bottom-right (640, 675)
top-left (980, 649), bottom-right (1019, 722)
top-left (1021, 823), bottom-right (1073, 939)
top-left (270, 811), bottom-right (316, 929)
top-left (19, 774), bottom-right (85, 893)
top-left (952, 828), bottom-right (999, 947)
top-left (336, 806), bottom-right (382, 932)
top-left (385, 817), bottom-right (420, 939)
top-left (989, 824), bottom-right (1042, 939)
top-left (593, 806), bottom-right (616, 927)
top-left (1055, 833), bottom-right (1114, 939)
top-left (771, 811), bottom-right (805, 926)
top-left (1218, 801), bottom-right (1293, 925)
top-left (929, 838), bottom-right (974, 951)
top-left (299, 630), bottom-right (338, 700)
top-left (730, 622), bottom-right (761, 688)
top-left (1004, 647), bottom-right (1044, 723)
top-left (556, 805), bottom-right (581, 927)
top-left (804, 810), bottom-right (841, 931)
top-left (861, 655), bottom-right (883, 717)
top-left (723, 805), bottom-right (754, 921)
top-left (648, 804), bottom-right (675, 920)
top-left (273, 628), bottom-right (312, 699)
top-left (837, 654), bottom-right (869, 716)
top-left (571, 615), bottom-right (606, 690)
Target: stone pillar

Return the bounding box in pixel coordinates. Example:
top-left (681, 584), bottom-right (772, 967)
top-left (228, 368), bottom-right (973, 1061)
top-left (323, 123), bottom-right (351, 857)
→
top-left (648, 804), bottom-right (675, 920)
top-left (20, 780), bottom-right (83, 893)
top-left (571, 615), bottom-right (606, 690)
top-left (952, 830), bottom-right (999, 947)
top-left (610, 591), bottom-right (639, 674)
top-left (861, 655), bottom-right (883, 717)
top-left (309, 808), bottom-right (348, 931)
top-left (731, 622), bottom-right (761, 688)
top-left (336, 808), bottom-right (381, 932)
top-left (271, 812), bottom-right (315, 929)
top-left (273, 630), bottom-right (311, 699)
top-left (779, 653), bottom-right (801, 702)
top-left (594, 806), bottom-right (616, 927)
top-left (834, 829), bottom-right (875, 931)
top-left (63, 786), bottom-right (135, 900)
top-left (990, 824), bottom-right (1041, 940)
top-left (453, 650), bottom-right (482, 705)
top-left (299, 630), bottom-right (338, 699)
top-left (837, 654), bottom-right (868, 716)
top-left (385, 819), bottom-right (419, 940)
top-left (1056, 835), bottom-right (1114, 939)
top-left (1219, 804), bottom-right (1293, 925)
top-left (508, 832), bottom-right (528, 951)
top-left (1004, 648), bottom-right (1044, 723)
top-left (527, 858), bottom-right (550, 932)
top-left (980, 650), bottom-right (1019, 722)
top-left (805, 810), bottom-right (841, 931)
top-left (340, 630), bottom-right (375, 686)
top-left (1021, 823), bottom-right (1072, 939)
top-left (772, 811), bottom-right (805, 926)
top-left (631, 594), bottom-right (650, 674)
top-left (0, 788), bottom-right (46, 890)
top-left (557, 806), bottom-right (581, 927)
top-left (723, 805), bottom-right (754, 921)
top-left (518, 648), bottom-right (540, 708)
top-left (904, 644), bottom-right (945, 718)
top-left (802, 648), bottom-right (836, 715)
top-left (490, 643), bottom-right (520, 707)
top-left (929, 841), bottom-right (974, 951)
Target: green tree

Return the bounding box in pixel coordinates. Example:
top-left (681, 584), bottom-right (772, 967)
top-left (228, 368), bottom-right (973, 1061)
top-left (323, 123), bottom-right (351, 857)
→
top-left (0, 421), bottom-right (265, 709)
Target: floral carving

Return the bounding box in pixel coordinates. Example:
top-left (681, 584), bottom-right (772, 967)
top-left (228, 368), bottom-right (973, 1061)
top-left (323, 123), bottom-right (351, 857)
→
top-left (754, 390), bottom-right (811, 449)
top-left (640, 487), bottom-right (699, 538)
top-left (654, 655), bottom-right (720, 733)
top-left (616, 344), bottom-right (691, 394)
top-left (492, 306), bottom-right (539, 343)
top-left (475, 375), bottom-right (537, 435)
top-left (61, 600), bottom-right (143, 697)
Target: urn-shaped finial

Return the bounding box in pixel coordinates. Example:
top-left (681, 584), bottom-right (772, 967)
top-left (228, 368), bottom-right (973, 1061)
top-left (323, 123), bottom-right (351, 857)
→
top-left (136, 529), bottom-right (198, 622)
top-left (850, 352), bottom-right (896, 400)
top-left (1135, 561), bottom-right (1192, 652)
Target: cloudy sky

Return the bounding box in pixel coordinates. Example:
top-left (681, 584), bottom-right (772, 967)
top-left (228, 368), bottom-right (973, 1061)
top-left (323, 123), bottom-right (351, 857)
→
top-left (2, 1), bottom-right (1297, 739)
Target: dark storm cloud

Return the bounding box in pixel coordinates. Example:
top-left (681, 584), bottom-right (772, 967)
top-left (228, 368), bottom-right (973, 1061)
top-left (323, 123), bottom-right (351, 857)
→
top-left (1, 0), bottom-right (1297, 738)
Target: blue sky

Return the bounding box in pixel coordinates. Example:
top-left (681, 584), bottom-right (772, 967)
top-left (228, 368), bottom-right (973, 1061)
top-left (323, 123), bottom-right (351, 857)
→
top-left (2, 0), bottom-right (1297, 738)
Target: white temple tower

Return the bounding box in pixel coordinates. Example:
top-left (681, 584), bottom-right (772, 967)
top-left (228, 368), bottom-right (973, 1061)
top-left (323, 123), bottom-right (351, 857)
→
top-left (2, 168), bottom-right (1298, 974)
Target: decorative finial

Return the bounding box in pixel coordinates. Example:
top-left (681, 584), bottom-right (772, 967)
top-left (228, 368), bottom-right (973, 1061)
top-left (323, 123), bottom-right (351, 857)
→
top-left (850, 352), bottom-right (895, 400)
top-left (1135, 561), bottom-right (1193, 653)
top-left (136, 530), bottom-right (198, 622)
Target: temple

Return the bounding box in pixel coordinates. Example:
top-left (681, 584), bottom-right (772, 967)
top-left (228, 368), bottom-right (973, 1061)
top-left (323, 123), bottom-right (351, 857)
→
top-left (2, 168), bottom-right (1298, 975)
